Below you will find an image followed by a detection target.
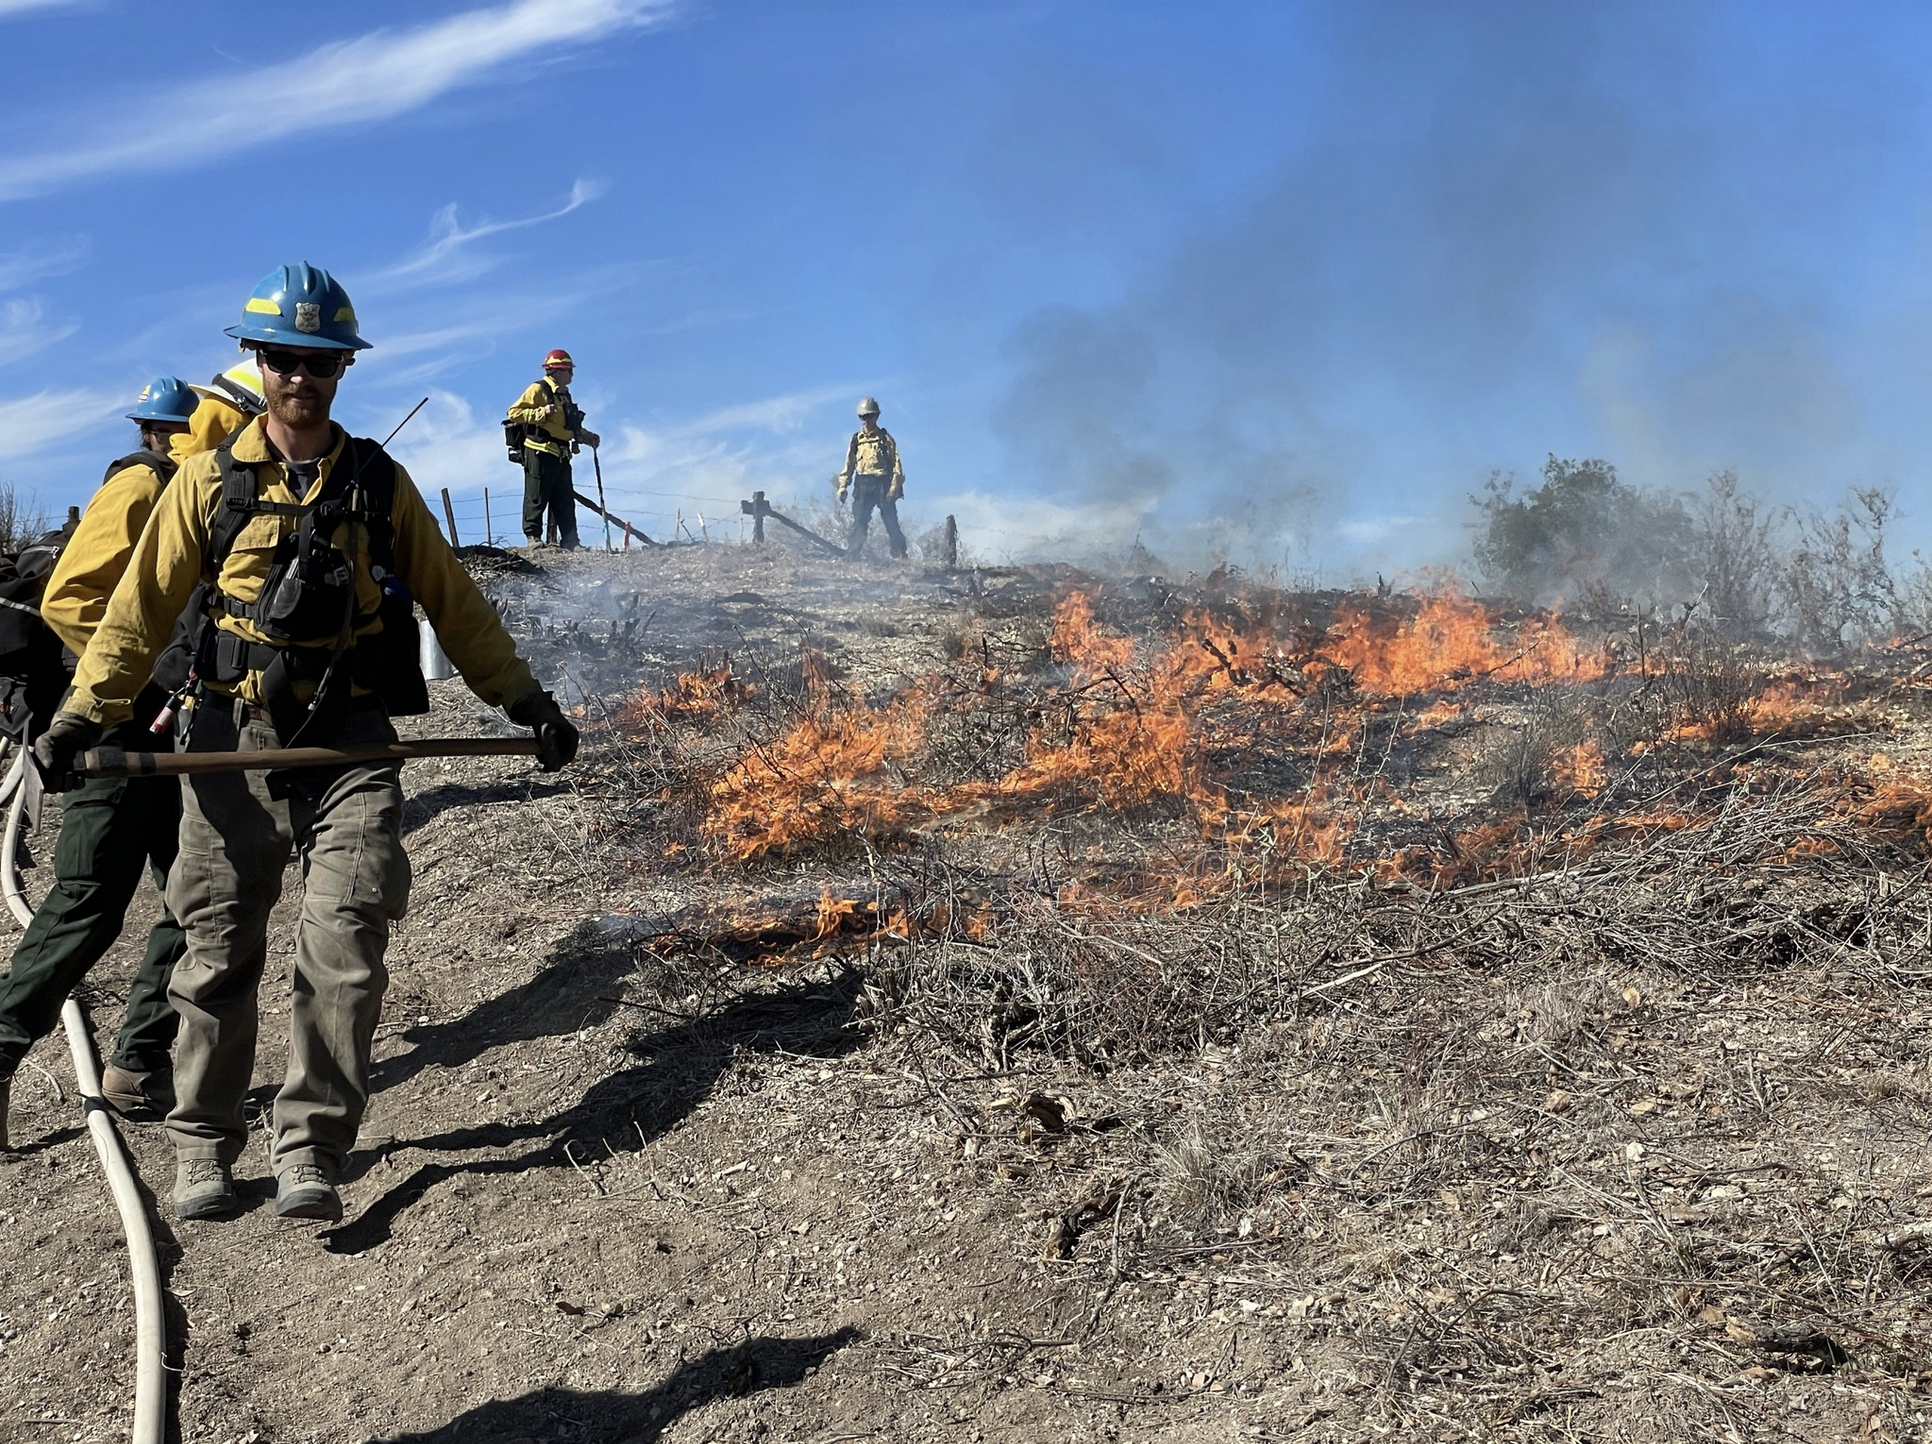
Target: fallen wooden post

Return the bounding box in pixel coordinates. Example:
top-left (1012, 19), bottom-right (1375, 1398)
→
top-left (573, 490), bottom-right (657, 546)
top-left (738, 494), bottom-right (844, 557)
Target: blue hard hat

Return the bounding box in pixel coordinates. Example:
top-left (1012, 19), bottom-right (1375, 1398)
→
top-left (223, 262), bottom-right (371, 351)
top-left (127, 375), bottom-right (198, 424)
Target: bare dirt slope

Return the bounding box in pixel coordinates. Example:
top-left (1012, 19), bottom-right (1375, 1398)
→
top-left (5, 544), bottom-right (1932, 1443)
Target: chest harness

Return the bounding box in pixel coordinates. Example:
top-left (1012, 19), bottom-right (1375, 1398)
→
top-left (501, 379), bottom-right (585, 464)
top-left (165, 434), bottom-right (428, 743)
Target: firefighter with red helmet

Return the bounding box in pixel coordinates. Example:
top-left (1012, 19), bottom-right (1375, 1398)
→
top-left (505, 349), bottom-right (599, 549)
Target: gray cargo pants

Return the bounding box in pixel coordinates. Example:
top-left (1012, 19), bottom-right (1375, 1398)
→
top-left (164, 700), bottom-right (411, 1175)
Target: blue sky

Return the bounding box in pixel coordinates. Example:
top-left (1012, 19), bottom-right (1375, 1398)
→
top-left (5, 0), bottom-right (1932, 576)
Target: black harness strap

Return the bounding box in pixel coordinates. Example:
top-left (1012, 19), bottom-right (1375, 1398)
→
top-left (102, 449), bottom-right (178, 488)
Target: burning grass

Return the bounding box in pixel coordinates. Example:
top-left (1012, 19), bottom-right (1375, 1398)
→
top-left (600, 581), bottom-right (1929, 898)
top-left (571, 566), bottom-right (1932, 1437)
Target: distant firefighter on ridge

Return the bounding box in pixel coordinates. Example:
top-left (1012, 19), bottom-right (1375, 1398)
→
top-left (834, 396), bottom-right (907, 560)
top-left (505, 349), bottom-right (600, 550)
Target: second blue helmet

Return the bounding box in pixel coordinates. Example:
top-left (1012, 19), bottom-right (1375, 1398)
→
top-left (127, 376), bottom-right (198, 424)
top-left (223, 262), bottom-right (371, 351)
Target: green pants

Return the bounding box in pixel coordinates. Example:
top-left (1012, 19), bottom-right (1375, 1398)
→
top-left (0, 718), bottom-right (186, 1078)
top-left (165, 701), bottom-right (410, 1173)
top-left (521, 448), bottom-right (579, 548)
top-left (846, 476), bottom-right (907, 559)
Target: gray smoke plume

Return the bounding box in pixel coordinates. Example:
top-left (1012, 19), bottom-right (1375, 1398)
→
top-left (994, 2), bottom-right (1927, 580)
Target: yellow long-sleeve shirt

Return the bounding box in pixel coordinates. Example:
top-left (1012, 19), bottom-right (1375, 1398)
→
top-left (506, 379), bottom-right (592, 459)
top-left (40, 460), bottom-right (171, 659)
top-left (170, 362), bottom-right (263, 465)
top-left (169, 394), bottom-right (250, 465)
top-left (68, 417), bottom-right (544, 727)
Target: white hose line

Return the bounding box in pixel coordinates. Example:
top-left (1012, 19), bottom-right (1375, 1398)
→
top-left (2, 741), bottom-right (32, 928)
top-left (2, 741), bottom-right (168, 1442)
top-left (61, 998), bottom-right (167, 1444)
top-left (0, 735), bottom-right (21, 806)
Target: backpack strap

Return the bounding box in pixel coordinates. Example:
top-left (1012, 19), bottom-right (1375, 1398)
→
top-left (347, 439), bottom-right (399, 568)
top-left (207, 436), bottom-right (269, 573)
top-left (102, 448), bottom-right (178, 488)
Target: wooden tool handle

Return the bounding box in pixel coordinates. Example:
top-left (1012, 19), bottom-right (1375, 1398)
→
top-left (81, 737), bottom-right (539, 778)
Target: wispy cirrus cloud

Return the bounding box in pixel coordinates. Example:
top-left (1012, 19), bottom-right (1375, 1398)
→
top-left (0, 299), bottom-right (80, 364)
top-left (0, 0), bottom-right (88, 16)
top-left (0, 387), bottom-right (123, 460)
top-left (371, 180), bottom-right (609, 287)
top-left (0, 235), bottom-right (88, 292)
top-left (0, 0), bottom-right (676, 200)
top-left (667, 384), bottom-right (867, 440)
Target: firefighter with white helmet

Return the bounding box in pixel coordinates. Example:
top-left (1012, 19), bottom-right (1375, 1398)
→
top-left (505, 349), bottom-right (599, 549)
top-left (169, 360), bottom-right (266, 464)
top-left (835, 396), bottom-right (907, 560)
top-left (32, 263), bottom-right (580, 1221)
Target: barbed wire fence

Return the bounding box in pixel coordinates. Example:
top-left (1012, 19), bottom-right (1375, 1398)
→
top-left (425, 480), bottom-right (995, 561)
top-left (427, 482), bottom-right (757, 549)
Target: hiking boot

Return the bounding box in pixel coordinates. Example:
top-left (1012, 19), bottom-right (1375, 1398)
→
top-left (273, 1163), bottom-right (341, 1222)
top-left (100, 1064), bottom-right (174, 1119)
top-left (173, 1158), bottom-right (236, 1220)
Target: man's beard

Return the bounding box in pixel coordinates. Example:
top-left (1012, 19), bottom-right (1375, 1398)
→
top-left (266, 390), bottom-right (329, 428)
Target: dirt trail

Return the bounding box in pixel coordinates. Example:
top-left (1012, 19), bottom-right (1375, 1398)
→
top-left (0, 549), bottom-right (1193, 1444)
top-left (5, 545), bottom-right (1932, 1443)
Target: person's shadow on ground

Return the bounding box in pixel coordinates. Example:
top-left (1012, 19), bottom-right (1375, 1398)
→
top-left (371, 1327), bottom-right (862, 1443)
top-left (368, 917), bottom-right (644, 1095)
top-left (324, 966), bottom-right (861, 1255)
top-left (400, 776), bottom-right (571, 838)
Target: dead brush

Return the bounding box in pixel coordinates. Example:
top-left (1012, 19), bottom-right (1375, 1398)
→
top-left (1475, 685), bottom-right (1589, 807)
top-left (1655, 625), bottom-right (1762, 744)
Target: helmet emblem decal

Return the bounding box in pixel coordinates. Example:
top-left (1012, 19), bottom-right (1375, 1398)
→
top-left (294, 302), bottom-right (322, 334)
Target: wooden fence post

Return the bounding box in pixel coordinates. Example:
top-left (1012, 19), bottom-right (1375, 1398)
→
top-left (483, 488), bottom-right (493, 547)
top-left (441, 488), bottom-right (460, 547)
top-left (943, 515), bottom-right (957, 569)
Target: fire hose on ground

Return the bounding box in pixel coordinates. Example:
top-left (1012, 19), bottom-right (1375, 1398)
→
top-left (0, 734), bottom-right (165, 1443)
top-left (0, 731), bottom-right (540, 1444)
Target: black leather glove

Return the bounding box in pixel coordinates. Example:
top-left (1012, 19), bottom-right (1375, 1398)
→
top-left (32, 711), bottom-right (103, 792)
top-left (508, 691), bottom-right (579, 772)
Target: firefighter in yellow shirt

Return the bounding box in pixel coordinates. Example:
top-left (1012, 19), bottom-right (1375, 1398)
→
top-left (505, 349), bottom-right (599, 549)
top-left (34, 265), bottom-right (580, 1223)
top-left (169, 360), bottom-right (265, 464)
top-left (0, 378), bottom-right (198, 1149)
top-left (835, 396), bottom-right (907, 559)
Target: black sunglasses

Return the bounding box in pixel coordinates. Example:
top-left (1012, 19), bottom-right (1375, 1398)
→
top-left (256, 348), bottom-right (349, 379)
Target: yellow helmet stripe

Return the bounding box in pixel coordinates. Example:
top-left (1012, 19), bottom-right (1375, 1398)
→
top-left (244, 297), bottom-right (282, 315)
